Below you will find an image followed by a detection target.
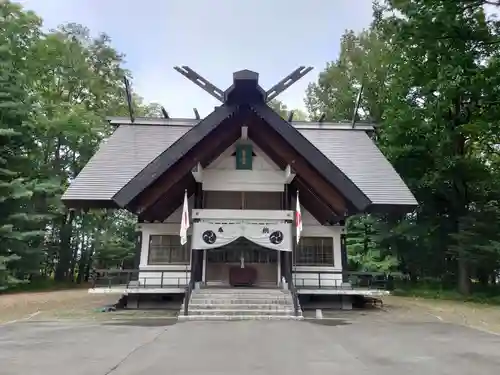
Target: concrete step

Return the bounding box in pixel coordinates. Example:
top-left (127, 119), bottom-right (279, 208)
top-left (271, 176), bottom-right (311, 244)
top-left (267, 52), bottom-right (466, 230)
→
top-left (180, 287), bottom-right (302, 320)
top-left (193, 296), bottom-right (289, 301)
top-left (192, 295), bottom-right (290, 299)
top-left (194, 292), bottom-right (287, 297)
top-left (187, 309), bottom-right (295, 316)
top-left (197, 288), bottom-right (283, 291)
top-left (188, 301), bottom-right (293, 307)
top-left (192, 293), bottom-right (290, 298)
top-left (189, 298), bottom-right (292, 305)
top-left (193, 288), bottom-right (285, 295)
top-left (195, 288), bottom-right (285, 294)
top-left (185, 303), bottom-right (295, 311)
top-left (178, 315), bottom-right (303, 321)
top-left (191, 294), bottom-right (291, 298)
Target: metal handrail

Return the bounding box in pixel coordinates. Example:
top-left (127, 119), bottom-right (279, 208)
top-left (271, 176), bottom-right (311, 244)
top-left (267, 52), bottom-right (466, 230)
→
top-left (90, 267), bottom-right (191, 289)
top-left (183, 279), bottom-right (195, 316)
top-left (288, 281), bottom-right (300, 317)
top-left (282, 271), bottom-right (300, 317)
top-left (291, 269), bottom-right (394, 290)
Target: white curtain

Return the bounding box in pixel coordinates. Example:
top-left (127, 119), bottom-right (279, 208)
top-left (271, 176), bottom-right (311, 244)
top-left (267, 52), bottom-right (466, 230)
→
top-left (192, 221), bottom-right (291, 251)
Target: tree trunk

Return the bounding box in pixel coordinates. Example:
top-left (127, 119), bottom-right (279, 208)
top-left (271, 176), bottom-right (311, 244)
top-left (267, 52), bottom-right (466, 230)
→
top-left (77, 226), bottom-right (90, 284)
top-left (84, 243), bottom-right (95, 282)
top-left (477, 268), bottom-right (489, 287)
top-left (451, 105), bottom-right (470, 295)
top-left (457, 251), bottom-right (470, 295)
top-left (54, 209), bottom-right (76, 282)
top-left (490, 273), bottom-right (497, 286)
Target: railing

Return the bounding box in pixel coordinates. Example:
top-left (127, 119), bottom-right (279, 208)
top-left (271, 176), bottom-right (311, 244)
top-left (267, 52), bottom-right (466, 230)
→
top-left (283, 273), bottom-right (300, 317)
top-left (91, 267), bottom-right (190, 289)
top-left (183, 279), bottom-right (196, 316)
top-left (292, 270), bottom-right (394, 290)
top-left (288, 281), bottom-right (300, 317)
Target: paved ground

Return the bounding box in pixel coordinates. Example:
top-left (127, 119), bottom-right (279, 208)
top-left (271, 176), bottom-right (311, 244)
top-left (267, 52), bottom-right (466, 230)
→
top-left (2, 312), bottom-right (500, 374)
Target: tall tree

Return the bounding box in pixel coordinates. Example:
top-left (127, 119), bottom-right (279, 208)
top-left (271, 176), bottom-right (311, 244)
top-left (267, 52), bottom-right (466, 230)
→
top-left (0, 2), bottom-right (45, 288)
top-left (0, 2), bottom-right (141, 286)
top-left (268, 99), bottom-right (308, 121)
top-left (306, 27), bottom-right (389, 123)
top-left (307, 0), bottom-right (500, 294)
top-left (378, 0), bottom-right (500, 294)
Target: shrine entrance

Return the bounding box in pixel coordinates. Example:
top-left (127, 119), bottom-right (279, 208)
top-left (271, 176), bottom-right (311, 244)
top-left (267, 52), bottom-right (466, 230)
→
top-left (204, 237), bottom-right (280, 287)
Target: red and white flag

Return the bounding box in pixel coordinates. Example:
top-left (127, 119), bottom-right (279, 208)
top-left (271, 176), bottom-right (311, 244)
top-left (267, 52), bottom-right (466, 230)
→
top-left (180, 190), bottom-right (190, 245)
top-left (295, 191), bottom-right (302, 244)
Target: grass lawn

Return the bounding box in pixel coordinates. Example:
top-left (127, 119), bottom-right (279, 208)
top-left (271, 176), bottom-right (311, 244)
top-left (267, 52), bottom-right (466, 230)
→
top-left (382, 295), bottom-right (500, 334)
top-left (0, 289), bottom-right (119, 323)
top-left (0, 289), bottom-right (179, 324)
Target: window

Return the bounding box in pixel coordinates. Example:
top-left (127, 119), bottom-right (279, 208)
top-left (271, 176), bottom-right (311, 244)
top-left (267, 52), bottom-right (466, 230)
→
top-left (203, 191), bottom-right (283, 210)
top-left (204, 191), bottom-right (242, 209)
top-left (244, 192), bottom-right (282, 210)
top-left (295, 237), bottom-right (333, 266)
top-left (148, 235), bottom-right (191, 265)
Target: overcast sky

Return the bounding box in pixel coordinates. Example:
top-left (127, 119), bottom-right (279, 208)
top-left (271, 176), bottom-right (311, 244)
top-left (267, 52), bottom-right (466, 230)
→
top-left (18, 0), bottom-right (373, 117)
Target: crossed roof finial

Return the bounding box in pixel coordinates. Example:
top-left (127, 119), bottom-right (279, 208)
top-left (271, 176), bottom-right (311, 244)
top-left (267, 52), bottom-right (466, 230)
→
top-left (173, 66), bottom-right (313, 104)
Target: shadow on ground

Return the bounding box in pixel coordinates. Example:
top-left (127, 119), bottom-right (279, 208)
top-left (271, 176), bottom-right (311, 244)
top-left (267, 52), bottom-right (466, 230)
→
top-left (103, 318), bottom-right (178, 327)
top-left (303, 318), bottom-right (351, 326)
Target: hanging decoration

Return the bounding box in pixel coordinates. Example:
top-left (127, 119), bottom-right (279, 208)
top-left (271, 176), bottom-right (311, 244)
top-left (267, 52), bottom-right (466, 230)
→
top-left (192, 221), bottom-right (291, 251)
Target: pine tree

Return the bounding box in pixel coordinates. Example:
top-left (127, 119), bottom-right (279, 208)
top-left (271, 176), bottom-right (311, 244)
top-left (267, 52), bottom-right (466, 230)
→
top-left (0, 2), bottom-right (42, 288)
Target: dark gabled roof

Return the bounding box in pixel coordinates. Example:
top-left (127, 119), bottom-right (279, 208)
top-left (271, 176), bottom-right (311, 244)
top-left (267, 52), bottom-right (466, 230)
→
top-left (112, 104), bottom-right (238, 207)
top-left (62, 69), bottom-right (418, 213)
top-left (109, 69), bottom-right (370, 211)
top-left (249, 103), bottom-right (371, 211)
top-left (110, 101), bottom-right (371, 212)
top-left (62, 121), bottom-right (418, 210)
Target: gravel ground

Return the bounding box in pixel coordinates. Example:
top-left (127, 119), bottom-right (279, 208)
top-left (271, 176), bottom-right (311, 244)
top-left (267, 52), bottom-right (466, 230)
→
top-left (1, 313), bottom-right (500, 374)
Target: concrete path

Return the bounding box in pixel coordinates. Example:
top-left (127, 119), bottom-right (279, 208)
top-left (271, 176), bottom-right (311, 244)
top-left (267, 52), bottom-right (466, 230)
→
top-left (1, 317), bottom-right (500, 374)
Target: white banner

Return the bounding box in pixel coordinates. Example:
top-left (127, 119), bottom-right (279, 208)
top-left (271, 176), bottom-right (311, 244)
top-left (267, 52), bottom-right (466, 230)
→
top-left (192, 222), bottom-right (291, 251)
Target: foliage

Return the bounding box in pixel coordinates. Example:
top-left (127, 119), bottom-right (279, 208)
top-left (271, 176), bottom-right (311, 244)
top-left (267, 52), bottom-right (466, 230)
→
top-left (0, 1), bottom-right (143, 289)
top-left (0, 2), bottom-right (43, 288)
top-left (306, 0), bottom-right (500, 294)
top-left (346, 216), bottom-right (398, 272)
top-left (268, 99), bottom-right (308, 121)
top-left (3, 0), bottom-right (500, 298)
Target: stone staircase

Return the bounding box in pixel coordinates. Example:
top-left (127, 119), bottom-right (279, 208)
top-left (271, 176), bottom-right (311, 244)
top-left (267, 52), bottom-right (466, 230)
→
top-left (178, 288), bottom-right (303, 321)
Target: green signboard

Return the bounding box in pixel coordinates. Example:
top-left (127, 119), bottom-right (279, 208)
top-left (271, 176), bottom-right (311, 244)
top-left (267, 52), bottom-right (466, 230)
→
top-left (235, 144), bottom-right (253, 170)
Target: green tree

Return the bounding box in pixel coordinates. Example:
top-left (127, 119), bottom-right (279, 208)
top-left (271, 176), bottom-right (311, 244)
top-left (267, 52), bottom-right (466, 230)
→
top-left (0, 1), bottom-right (154, 289)
top-left (27, 22), bottom-right (133, 281)
top-left (346, 215), bottom-right (398, 272)
top-left (307, 0), bottom-right (500, 294)
top-left (0, 2), bottom-right (45, 288)
top-left (379, 0), bottom-right (500, 294)
top-left (306, 27), bottom-right (389, 123)
top-left (268, 99), bottom-right (308, 121)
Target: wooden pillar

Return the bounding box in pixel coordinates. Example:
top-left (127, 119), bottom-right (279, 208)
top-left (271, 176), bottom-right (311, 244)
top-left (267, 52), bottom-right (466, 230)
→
top-left (191, 183), bottom-right (204, 282)
top-left (340, 227), bottom-right (348, 282)
top-left (282, 184), bottom-right (293, 283)
top-left (132, 218), bottom-right (142, 281)
top-left (134, 231), bottom-right (142, 268)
